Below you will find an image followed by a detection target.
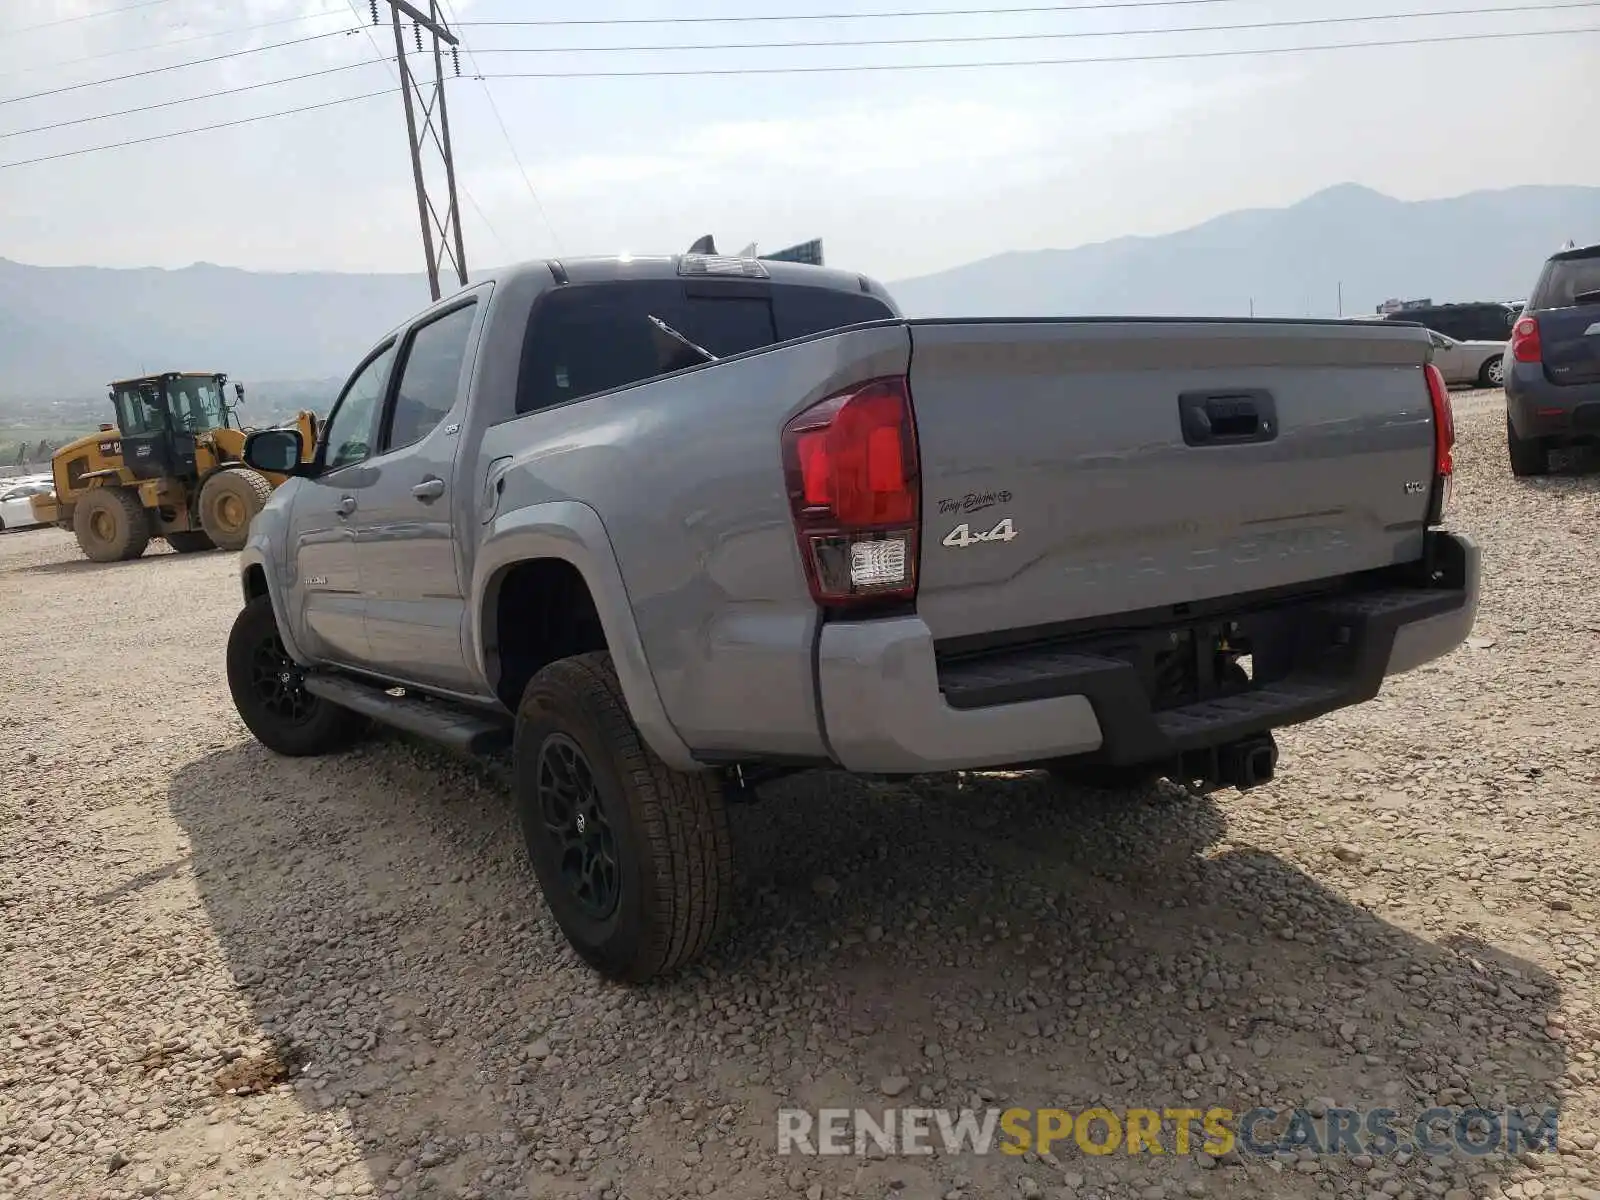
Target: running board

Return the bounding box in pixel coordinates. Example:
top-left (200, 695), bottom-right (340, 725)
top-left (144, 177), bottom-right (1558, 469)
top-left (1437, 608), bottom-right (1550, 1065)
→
top-left (302, 675), bottom-right (512, 756)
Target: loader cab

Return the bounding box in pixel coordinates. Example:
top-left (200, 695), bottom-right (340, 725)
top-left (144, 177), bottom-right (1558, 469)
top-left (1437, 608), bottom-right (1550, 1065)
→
top-left (109, 372), bottom-right (234, 481)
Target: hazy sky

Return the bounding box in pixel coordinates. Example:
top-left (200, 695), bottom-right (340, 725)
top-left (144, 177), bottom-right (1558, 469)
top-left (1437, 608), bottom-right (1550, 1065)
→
top-left (2, 0), bottom-right (1597, 281)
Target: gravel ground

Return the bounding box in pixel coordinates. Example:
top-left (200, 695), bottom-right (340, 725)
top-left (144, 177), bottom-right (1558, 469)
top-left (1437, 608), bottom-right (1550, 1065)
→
top-left (2, 391), bottom-right (1598, 1200)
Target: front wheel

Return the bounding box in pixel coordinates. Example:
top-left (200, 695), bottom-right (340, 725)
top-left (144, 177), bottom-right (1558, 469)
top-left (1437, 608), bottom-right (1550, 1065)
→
top-left (1507, 412), bottom-right (1549, 478)
top-left (225, 595), bottom-right (367, 756)
top-left (513, 652), bottom-right (733, 982)
top-left (1479, 356), bottom-right (1506, 388)
top-left (199, 469), bottom-right (274, 551)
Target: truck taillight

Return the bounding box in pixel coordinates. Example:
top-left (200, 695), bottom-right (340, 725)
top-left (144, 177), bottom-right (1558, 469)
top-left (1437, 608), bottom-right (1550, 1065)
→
top-left (781, 376), bottom-right (921, 606)
top-left (1424, 361), bottom-right (1454, 525)
top-left (1510, 315), bottom-right (1542, 363)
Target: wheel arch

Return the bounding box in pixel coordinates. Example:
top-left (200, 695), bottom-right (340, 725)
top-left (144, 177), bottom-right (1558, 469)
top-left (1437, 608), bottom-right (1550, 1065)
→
top-left (471, 500), bottom-right (698, 771)
top-left (238, 547), bottom-right (312, 666)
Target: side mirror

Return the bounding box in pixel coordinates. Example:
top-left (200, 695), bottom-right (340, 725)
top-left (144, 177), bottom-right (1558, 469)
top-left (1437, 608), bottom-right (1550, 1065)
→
top-left (243, 428), bottom-right (306, 475)
top-left (234, 382), bottom-right (245, 402)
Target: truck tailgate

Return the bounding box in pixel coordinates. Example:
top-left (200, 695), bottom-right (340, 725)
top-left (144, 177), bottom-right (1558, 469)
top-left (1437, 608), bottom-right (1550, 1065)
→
top-left (908, 319), bottom-right (1438, 643)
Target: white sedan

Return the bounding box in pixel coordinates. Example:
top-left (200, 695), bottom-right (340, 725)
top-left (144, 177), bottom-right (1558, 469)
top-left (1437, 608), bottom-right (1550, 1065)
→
top-left (0, 477), bottom-right (54, 532)
top-left (1426, 331), bottom-right (1508, 389)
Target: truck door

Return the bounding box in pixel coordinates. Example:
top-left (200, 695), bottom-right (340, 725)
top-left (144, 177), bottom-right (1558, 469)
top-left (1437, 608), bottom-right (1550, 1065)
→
top-left (349, 294), bottom-right (483, 694)
top-left (286, 340), bottom-right (396, 667)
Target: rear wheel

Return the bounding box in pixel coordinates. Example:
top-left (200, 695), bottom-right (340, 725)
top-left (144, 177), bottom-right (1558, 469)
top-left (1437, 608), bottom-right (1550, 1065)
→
top-left (72, 487), bottom-right (151, 562)
top-left (165, 530), bottom-right (216, 554)
top-left (1479, 356), bottom-right (1506, 388)
top-left (199, 469), bottom-right (274, 551)
top-left (226, 595), bottom-right (367, 756)
top-left (1507, 412), bottom-right (1549, 477)
top-left (513, 652), bottom-right (732, 982)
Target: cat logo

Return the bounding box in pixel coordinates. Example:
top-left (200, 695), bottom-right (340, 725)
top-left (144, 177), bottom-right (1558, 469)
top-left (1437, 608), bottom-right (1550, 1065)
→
top-left (97, 439), bottom-right (121, 456)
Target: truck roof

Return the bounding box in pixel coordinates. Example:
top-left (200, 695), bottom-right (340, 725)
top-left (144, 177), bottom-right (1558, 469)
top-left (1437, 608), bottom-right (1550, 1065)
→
top-left (478, 253), bottom-right (887, 301)
top-left (108, 371), bottom-right (224, 386)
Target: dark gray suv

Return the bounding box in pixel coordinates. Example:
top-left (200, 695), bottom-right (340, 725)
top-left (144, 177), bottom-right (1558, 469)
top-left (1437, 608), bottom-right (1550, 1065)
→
top-left (1505, 242), bottom-right (1600, 476)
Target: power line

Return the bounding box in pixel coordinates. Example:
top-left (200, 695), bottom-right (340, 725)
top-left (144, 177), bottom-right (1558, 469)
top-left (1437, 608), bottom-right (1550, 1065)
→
top-left (0, 28), bottom-right (361, 108)
top-left (466, 24), bottom-right (1599, 77)
top-left (457, 1), bottom-right (1600, 54)
top-left (4, 2), bottom-right (1574, 144)
top-left (7, 0), bottom-right (182, 35)
top-left (0, 90), bottom-right (392, 170)
top-left (1, 23), bottom-right (1592, 170)
top-left (0, 61), bottom-right (381, 141)
top-left (451, 0), bottom-right (1248, 25)
top-left (436, 0), bottom-right (562, 254)
top-left (0, 9), bottom-right (355, 82)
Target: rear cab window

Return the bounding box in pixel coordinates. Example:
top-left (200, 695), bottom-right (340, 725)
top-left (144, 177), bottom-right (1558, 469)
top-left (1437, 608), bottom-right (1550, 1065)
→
top-left (515, 279), bottom-right (895, 415)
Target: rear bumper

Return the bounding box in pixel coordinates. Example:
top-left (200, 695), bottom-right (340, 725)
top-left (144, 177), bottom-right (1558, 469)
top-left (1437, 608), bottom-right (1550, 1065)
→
top-left (817, 531), bottom-right (1479, 774)
top-left (1506, 365), bottom-right (1600, 441)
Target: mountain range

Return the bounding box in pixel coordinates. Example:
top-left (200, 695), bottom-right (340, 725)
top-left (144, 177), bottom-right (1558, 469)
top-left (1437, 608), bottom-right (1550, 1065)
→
top-left (3, 183), bottom-right (1597, 401)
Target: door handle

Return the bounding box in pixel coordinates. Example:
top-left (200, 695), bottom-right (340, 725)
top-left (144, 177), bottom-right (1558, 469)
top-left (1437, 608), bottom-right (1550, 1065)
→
top-left (412, 477), bottom-right (446, 502)
top-left (336, 495), bottom-right (357, 517)
top-left (1178, 389), bottom-right (1278, 447)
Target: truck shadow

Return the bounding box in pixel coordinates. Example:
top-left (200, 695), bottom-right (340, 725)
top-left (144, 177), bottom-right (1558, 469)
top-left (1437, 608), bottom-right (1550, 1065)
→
top-left (169, 739), bottom-right (1569, 1199)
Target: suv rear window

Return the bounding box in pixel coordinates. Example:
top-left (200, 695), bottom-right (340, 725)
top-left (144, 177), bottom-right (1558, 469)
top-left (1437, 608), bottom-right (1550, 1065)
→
top-left (515, 280), bottom-right (894, 414)
top-left (1529, 250), bottom-right (1600, 310)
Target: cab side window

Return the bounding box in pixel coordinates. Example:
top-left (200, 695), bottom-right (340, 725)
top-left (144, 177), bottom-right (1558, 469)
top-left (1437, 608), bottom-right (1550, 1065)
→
top-left (323, 341), bottom-right (397, 470)
top-left (380, 301), bottom-right (477, 454)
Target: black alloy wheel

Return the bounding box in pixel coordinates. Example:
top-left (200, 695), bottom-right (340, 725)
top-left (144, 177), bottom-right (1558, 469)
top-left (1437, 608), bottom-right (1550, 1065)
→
top-left (535, 732), bottom-right (620, 920)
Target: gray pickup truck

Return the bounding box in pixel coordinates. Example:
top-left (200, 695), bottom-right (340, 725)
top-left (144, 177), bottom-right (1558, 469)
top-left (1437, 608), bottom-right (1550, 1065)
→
top-left (228, 251), bottom-right (1479, 981)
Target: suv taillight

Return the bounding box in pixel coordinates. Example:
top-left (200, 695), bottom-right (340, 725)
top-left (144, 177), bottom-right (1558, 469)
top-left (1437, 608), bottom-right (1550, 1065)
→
top-left (1511, 315), bottom-right (1542, 362)
top-left (1424, 362), bottom-right (1454, 525)
top-left (781, 376), bottom-right (921, 607)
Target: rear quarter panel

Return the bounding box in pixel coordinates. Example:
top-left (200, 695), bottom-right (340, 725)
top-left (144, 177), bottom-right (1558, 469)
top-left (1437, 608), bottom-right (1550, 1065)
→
top-left (482, 321), bottom-right (910, 761)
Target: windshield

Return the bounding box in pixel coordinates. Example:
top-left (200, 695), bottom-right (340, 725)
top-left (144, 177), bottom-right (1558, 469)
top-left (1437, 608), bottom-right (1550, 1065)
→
top-left (165, 376), bottom-right (230, 432)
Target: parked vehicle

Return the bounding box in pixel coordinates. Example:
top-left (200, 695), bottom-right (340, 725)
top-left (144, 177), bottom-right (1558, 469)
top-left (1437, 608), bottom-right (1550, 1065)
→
top-left (225, 251), bottom-right (1479, 982)
top-left (28, 372), bottom-right (320, 561)
top-left (1382, 301), bottom-right (1518, 343)
top-left (1424, 330), bottom-right (1508, 388)
top-left (1504, 241), bottom-right (1600, 476)
top-left (0, 476), bottom-right (53, 531)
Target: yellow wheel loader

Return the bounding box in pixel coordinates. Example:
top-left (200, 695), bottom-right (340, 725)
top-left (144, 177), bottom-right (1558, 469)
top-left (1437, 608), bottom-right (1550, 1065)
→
top-left (30, 372), bottom-right (319, 562)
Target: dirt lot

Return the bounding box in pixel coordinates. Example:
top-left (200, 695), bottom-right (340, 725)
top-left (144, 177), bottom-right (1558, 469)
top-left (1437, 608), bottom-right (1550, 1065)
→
top-left (2, 392), bottom-right (1599, 1200)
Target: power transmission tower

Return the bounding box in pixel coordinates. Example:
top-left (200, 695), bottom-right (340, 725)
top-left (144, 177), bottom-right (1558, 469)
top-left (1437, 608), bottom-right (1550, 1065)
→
top-left (370, 0), bottom-right (468, 302)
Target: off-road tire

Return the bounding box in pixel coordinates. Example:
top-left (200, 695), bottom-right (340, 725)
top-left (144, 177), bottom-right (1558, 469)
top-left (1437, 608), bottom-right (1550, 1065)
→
top-left (1507, 412), bottom-right (1549, 478)
top-left (513, 652), bottom-right (732, 983)
top-left (226, 595), bottom-right (367, 756)
top-left (1479, 356), bottom-right (1506, 389)
top-left (165, 530), bottom-right (216, 554)
top-left (72, 487), bottom-right (151, 562)
top-left (199, 468), bottom-right (274, 551)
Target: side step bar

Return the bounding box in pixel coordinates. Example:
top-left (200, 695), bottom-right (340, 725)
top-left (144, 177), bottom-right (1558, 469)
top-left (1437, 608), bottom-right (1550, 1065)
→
top-left (303, 674), bottom-right (512, 756)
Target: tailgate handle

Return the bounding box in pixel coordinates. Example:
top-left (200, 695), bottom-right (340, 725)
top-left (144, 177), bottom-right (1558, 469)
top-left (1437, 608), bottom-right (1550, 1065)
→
top-left (1179, 389), bottom-right (1278, 446)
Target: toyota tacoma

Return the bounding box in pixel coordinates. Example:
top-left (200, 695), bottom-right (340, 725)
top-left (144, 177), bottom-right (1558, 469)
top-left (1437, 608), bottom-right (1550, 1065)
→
top-left (226, 251), bottom-right (1479, 981)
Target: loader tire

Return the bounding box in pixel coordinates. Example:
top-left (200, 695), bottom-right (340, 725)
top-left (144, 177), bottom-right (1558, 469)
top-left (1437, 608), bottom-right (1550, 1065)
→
top-left (72, 488), bottom-right (151, 563)
top-left (165, 530), bottom-right (216, 554)
top-left (199, 468), bottom-right (273, 551)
